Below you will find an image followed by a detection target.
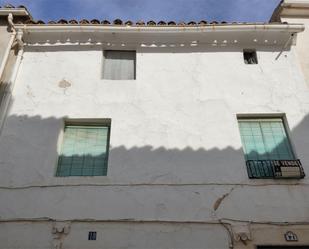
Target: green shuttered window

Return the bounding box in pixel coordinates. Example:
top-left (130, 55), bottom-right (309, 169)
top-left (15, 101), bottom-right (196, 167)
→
top-left (56, 125), bottom-right (110, 177)
top-left (238, 118), bottom-right (295, 161)
top-left (238, 118), bottom-right (297, 178)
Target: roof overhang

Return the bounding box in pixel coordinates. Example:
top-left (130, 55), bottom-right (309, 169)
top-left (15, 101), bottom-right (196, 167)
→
top-left (0, 8), bottom-right (31, 17)
top-left (282, 0), bottom-right (309, 8)
top-left (16, 23), bottom-right (304, 33)
top-left (16, 23), bottom-right (304, 49)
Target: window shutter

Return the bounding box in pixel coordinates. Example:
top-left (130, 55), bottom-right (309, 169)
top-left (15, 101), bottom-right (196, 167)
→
top-left (238, 119), bottom-right (294, 161)
top-left (56, 126), bottom-right (109, 176)
top-left (103, 50), bottom-right (136, 80)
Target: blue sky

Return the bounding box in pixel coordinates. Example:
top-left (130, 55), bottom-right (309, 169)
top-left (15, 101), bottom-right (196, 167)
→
top-left (0, 0), bottom-right (281, 23)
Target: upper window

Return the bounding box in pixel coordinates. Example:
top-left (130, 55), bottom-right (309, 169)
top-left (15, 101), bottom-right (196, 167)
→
top-left (103, 50), bottom-right (136, 80)
top-left (56, 121), bottom-right (110, 177)
top-left (243, 50), bottom-right (258, 64)
top-left (238, 117), bottom-right (304, 179)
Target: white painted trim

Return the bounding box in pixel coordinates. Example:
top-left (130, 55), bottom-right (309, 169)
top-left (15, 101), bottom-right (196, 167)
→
top-left (0, 8), bottom-right (30, 16)
top-left (15, 23), bottom-right (305, 34)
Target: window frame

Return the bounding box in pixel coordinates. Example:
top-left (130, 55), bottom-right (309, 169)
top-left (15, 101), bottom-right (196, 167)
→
top-left (237, 115), bottom-right (296, 160)
top-left (236, 114), bottom-right (304, 179)
top-left (102, 50), bottom-right (137, 80)
top-left (55, 118), bottom-right (111, 177)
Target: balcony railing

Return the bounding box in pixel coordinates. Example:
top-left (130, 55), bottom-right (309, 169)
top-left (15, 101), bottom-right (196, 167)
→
top-left (246, 159), bottom-right (305, 179)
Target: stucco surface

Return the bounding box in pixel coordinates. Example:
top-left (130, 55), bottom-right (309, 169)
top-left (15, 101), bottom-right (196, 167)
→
top-left (1, 184), bottom-right (309, 222)
top-left (1, 46), bottom-right (309, 185)
top-left (0, 222), bottom-right (229, 249)
top-left (1, 44), bottom-right (309, 248)
top-left (283, 17), bottom-right (309, 87)
top-left (0, 222), bottom-right (52, 249)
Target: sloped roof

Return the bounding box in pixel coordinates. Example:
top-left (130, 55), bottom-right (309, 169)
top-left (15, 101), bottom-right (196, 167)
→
top-left (0, 4), bottom-right (282, 27)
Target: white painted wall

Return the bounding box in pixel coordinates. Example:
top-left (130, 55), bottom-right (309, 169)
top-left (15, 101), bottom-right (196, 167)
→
top-left (1, 41), bottom-right (309, 248)
top-left (282, 17), bottom-right (309, 87)
top-left (274, 0), bottom-right (309, 86)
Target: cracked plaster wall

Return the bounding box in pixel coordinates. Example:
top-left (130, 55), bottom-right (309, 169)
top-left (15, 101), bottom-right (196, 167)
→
top-left (1, 44), bottom-right (309, 248)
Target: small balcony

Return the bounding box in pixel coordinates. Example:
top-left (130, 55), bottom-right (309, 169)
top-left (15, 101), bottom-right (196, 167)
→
top-left (246, 159), bottom-right (305, 179)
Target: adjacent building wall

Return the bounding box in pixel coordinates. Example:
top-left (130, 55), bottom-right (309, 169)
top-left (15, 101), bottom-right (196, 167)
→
top-left (282, 17), bottom-right (309, 87)
top-left (271, 0), bottom-right (309, 86)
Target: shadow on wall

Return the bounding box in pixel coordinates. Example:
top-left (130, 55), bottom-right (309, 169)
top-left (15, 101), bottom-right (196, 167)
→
top-left (0, 111), bottom-right (309, 184)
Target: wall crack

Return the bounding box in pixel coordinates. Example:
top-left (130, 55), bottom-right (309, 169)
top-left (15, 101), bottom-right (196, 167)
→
top-left (213, 187), bottom-right (235, 211)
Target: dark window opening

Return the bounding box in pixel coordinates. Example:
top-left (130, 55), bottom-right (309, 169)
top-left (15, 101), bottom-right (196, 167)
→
top-left (243, 50), bottom-right (258, 64)
top-left (88, 231), bottom-right (97, 240)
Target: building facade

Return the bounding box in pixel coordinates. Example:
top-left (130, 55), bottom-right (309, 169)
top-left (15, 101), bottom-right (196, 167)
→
top-left (1, 4), bottom-right (309, 249)
top-left (271, 0), bottom-right (309, 86)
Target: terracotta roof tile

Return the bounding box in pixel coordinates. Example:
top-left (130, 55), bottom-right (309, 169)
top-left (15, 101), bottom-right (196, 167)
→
top-left (69, 19), bottom-right (78, 24)
top-left (0, 5), bottom-right (278, 26)
top-left (187, 21), bottom-right (197, 25)
top-left (113, 19), bottom-right (123, 25)
top-left (79, 19), bottom-right (90, 24)
top-left (125, 20), bottom-right (133, 26)
top-left (198, 20), bottom-right (207, 25)
top-left (147, 20), bottom-right (156, 26)
top-left (101, 20), bottom-right (111, 25)
top-left (24, 19), bottom-right (37, 24)
top-left (90, 19), bottom-right (100, 24)
top-left (58, 19), bottom-right (68, 24)
top-left (9, 17), bottom-right (272, 27)
top-left (157, 21), bottom-right (167, 25)
top-left (17, 5), bottom-right (27, 9)
top-left (136, 20), bottom-right (145, 25)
